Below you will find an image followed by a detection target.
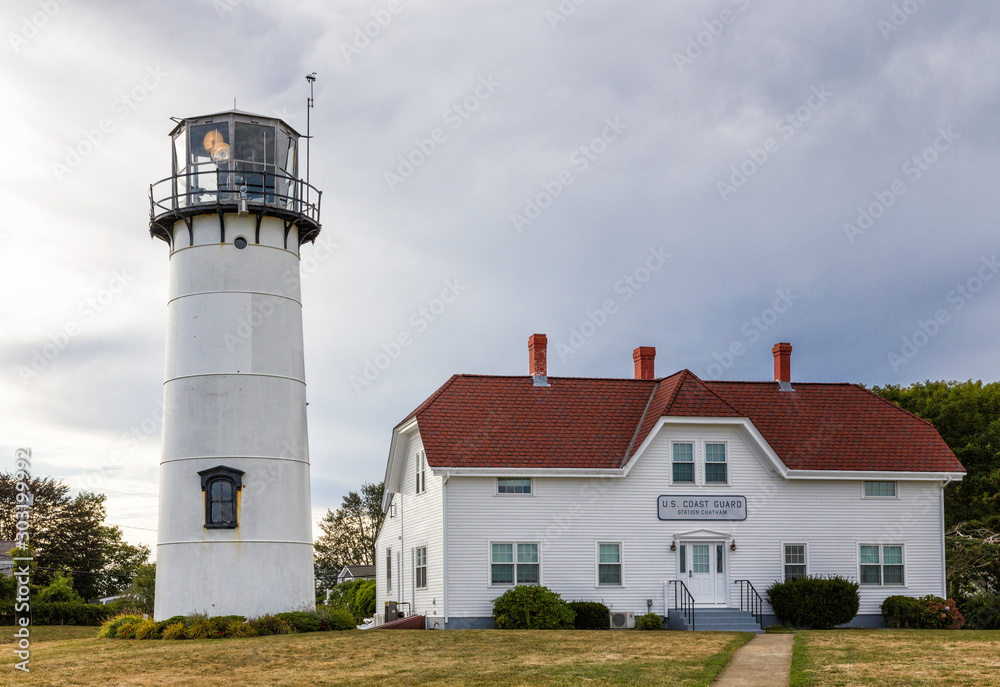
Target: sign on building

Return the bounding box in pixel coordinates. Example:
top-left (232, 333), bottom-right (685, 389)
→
top-left (657, 495), bottom-right (747, 521)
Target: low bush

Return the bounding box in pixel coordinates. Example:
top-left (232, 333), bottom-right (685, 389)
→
top-left (249, 614), bottom-right (293, 635)
top-left (315, 606), bottom-right (356, 631)
top-left (881, 595), bottom-right (964, 629)
top-left (133, 619), bottom-right (160, 640)
top-left (156, 615), bottom-right (187, 634)
top-left (97, 613), bottom-right (144, 639)
top-left (766, 576), bottom-right (860, 629)
top-left (636, 612), bottom-right (663, 630)
top-left (276, 611), bottom-right (322, 633)
top-left (569, 601), bottom-right (610, 630)
top-left (959, 593), bottom-right (1000, 630)
top-left (225, 619), bottom-right (258, 638)
top-left (161, 621), bottom-right (186, 640)
top-left (184, 616), bottom-right (215, 639)
top-left (492, 585), bottom-right (575, 630)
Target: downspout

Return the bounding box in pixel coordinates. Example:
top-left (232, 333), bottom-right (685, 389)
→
top-left (442, 471), bottom-right (450, 625)
top-left (398, 492), bottom-right (404, 602)
top-left (941, 477), bottom-right (951, 597)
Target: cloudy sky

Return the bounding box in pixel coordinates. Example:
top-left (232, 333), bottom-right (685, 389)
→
top-left (1, 0), bottom-right (998, 557)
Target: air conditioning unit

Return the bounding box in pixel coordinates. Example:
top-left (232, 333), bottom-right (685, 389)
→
top-left (609, 611), bottom-right (635, 629)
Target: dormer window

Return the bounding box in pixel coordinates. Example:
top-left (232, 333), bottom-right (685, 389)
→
top-left (198, 466), bottom-right (245, 529)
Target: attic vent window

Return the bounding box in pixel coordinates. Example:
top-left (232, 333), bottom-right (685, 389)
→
top-left (497, 478), bottom-right (532, 495)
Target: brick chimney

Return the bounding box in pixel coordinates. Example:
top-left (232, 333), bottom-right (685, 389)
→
top-left (633, 346), bottom-right (655, 380)
top-left (772, 342), bottom-right (792, 388)
top-left (529, 334), bottom-right (548, 386)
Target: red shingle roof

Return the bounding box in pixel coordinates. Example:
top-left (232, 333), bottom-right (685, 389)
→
top-left (403, 372), bottom-right (964, 474)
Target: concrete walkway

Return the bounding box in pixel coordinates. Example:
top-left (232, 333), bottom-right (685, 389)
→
top-left (712, 634), bottom-right (793, 687)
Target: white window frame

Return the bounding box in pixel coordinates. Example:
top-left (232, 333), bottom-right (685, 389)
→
top-left (488, 541), bottom-right (541, 587)
top-left (704, 441), bottom-right (729, 485)
top-left (415, 545), bottom-right (428, 589)
top-left (861, 480), bottom-right (898, 499)
top-left (415, 450), bottom-right (427, 494)
top-left (595, 541), bottom-right (624, 587)
top-left (496, 477), bottom-right (533, 496)
top-left (858, 543), bottom-right (906, 586)
top-left (782, 542), bottom-right (808, 582)
top-left (670, 440), bottom-right (696, 485)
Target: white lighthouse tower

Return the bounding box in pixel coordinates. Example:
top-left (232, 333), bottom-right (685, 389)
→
top-left (149, 110), bottom-right (321, 619)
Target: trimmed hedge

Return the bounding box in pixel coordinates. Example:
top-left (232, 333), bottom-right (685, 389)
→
top-left (569, 601), bottom-right (610, 630)
top-left (636, 612), bottom-right (663, 631)
top-left (1, 601), bottom-right (114, 626)
top-left (881, 595), bottom-right (964, 629)
top-left (492, 585), bottom-right (575, 630)
top-left (98, 608), bottom-right (355, 640)
top-left (766, 576), bottom-right (859, 629)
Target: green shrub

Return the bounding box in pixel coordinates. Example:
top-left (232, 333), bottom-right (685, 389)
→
top-left (315, 606), bottom-right (356, 631)
top-left (492, 585), bottom-right (575, 630)
top-left (161, 621), bottom-right (186, 640)
top-left (184, 616), bottom-right (215, 639)
top-left (276, 611), bottom-right (322, 633)
top-left (225, 619), bottom-right (258, 638)
top-left (636, 612), bottom-right (663, 631)
top-left (568, 601), bottom-right (610, 630)
top-left (766, 576), bottom-right (860, 629)
top-left (134, 619), bottom-right (160, 640)
top-left (352, 580), bottom-right (377, 622)
top-left (209, 615), bottom-right (246, 637)
top-left (156, 615), bottom-right (187, 634)
top-left (249, 614), bottom-right (293, 635)
top-left (97, 613), bottom-right (144, 639)
top-left (881, 595), bottom-right (964, 629)
top-left (959, 593), bottom-right (1000, 630)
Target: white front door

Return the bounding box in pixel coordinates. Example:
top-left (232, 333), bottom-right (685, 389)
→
top-left (679, 542), bottom-right (727, 605)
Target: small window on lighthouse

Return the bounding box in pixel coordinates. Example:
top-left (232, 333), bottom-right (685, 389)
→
top-left (198, 465), bottom-right (245, 529)
top-left (234, 236), bottom-right (248, 249)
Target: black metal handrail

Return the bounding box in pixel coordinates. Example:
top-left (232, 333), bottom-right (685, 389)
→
top-left (149, 166), bottom-right (322, 228)
top-left (668, 579), bottom-right (696, 631)
top-left (734, 579), bottom-right (764, 629)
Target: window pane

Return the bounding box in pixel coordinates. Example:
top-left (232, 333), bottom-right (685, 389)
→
top-left (692, 545), bottom-right (709, 573)
top-left (884, 565), bottom-right (904, 585)
top-left (717, 544), bottom-right (724, 574)
top-left (492, 564), bottom-right (513, 585)
top-left (860, 545), bottom-right (880, 565)
top-left (221, 500), bottom-right (234, 523)
top-left (517, 543), bottom-right (538, 563)
top-left (705, 463), bottom-right (727, 483)
top-left (785, 545), bottom-right (805, 565)
top-left (785, 565), bottom-right (806, 581)
top-left (599, 564), bottom-right (621, 585)
top-left (498, 478), bottom-right (531, 494)
top-left (211, 500), bottom-right (222, 522)
top-left (599, 544), bottom-right (620, 564)
top-left (679, 545), bottom-right (686, 573)
top-left (705, 443), bottom-right (726, 462)
top-left (883, 546), bottom-right (903, 565)
top-left (673, 443), bottom-right (693, 462)
top-left (865, 481), bottom-right (896, 497)
top-left (860, 565), bottom-right (881, 585)
top-left (492, 543), bottom-right (512, 563)
top-left (516, 564), bottom-right (539, 585)
top-left (673, 462), bottom-right (694, 482)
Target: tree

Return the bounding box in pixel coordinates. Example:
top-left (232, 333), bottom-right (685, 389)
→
top-left (125, 562), bottom-right (156, 615)
top-left (314, 482), bottom-right (385, 592)
top-left (0, 473), bottom-right (150, 600)
top-left (871, 380), bottom-right (1000, 526)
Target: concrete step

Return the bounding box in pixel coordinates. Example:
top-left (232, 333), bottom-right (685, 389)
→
top-left (669, 608), bottom-right (763, 633)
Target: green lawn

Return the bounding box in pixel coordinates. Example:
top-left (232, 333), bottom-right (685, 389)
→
top-left (791, 629), bottom-right (1000, 686)
top-left (0, 628), bottom-right (752, 686)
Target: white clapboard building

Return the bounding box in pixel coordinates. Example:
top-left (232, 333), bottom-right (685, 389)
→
top-left (374, 335), bottom-right (965, 630)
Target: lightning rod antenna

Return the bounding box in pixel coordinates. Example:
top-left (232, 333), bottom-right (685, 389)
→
top-left (305, 72), bottom-right (316, 189)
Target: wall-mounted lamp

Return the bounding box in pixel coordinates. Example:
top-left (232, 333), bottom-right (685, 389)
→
top-left (730, 540), bottom-right (737, 551)
top-left (670, 541), bottom-right (677, 552)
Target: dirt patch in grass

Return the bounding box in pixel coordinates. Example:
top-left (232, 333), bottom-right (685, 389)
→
top-left (796, 629), bottom-right (1000, 686)
top-left (0, 629), bottom-right (752, 686)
